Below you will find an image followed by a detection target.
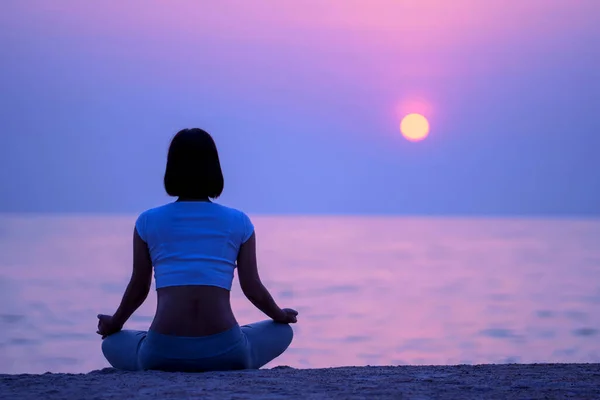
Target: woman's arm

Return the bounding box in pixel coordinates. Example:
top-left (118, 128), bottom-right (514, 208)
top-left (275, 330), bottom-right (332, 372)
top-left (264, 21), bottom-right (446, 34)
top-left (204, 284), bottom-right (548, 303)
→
top-left (111, 227), bottom-right (153, 327)
top-left (237, 233), bottom-right (287, 322)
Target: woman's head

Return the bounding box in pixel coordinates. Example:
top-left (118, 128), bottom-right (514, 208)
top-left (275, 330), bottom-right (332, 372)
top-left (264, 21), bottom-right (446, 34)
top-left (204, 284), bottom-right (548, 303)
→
top-left (164, 128), bottom-right (224, 199)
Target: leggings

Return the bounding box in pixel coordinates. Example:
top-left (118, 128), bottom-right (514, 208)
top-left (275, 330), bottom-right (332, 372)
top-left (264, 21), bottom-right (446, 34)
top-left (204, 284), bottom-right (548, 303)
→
top-left (101, 320), bottom-right (293, 372)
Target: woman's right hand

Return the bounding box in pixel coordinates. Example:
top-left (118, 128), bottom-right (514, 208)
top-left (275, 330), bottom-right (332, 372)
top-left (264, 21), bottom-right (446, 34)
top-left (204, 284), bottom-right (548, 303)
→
top-left (274, 308), bottom-right (298, 324)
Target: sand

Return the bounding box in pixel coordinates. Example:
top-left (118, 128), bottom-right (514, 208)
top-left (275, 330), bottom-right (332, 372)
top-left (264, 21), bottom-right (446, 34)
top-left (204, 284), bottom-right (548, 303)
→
top-left (1, 364), bottom-right (599, 399)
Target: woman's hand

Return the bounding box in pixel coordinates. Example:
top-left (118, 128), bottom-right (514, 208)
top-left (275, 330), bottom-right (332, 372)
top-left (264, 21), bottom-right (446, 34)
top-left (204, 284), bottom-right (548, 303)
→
top-left (273, 308), bottom-right (298, 324)
top-left (97, 314), bottom-right (123, 338)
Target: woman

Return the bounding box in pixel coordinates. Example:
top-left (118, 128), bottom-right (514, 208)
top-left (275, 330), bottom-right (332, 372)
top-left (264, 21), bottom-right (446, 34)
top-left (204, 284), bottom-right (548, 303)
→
top-left (98, 128), bottom-right (297, 372)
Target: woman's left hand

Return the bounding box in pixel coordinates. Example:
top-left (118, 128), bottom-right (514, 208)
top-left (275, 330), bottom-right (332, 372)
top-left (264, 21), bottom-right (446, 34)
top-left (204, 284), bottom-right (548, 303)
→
top-left (97, 314), bottom-right (123, 339)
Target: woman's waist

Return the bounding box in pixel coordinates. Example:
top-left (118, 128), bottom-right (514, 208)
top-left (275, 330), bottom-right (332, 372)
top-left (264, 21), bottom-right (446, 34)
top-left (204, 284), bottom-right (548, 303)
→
top-left (150, 313), bottom-right (238, 336)
top-left (151, 286), bottom-right (237, 336)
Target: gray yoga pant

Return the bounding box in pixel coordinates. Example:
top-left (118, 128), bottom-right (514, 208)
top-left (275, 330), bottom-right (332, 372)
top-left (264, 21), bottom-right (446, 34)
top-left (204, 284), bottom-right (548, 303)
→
top-left (101, 320), bottom-right (293, 372)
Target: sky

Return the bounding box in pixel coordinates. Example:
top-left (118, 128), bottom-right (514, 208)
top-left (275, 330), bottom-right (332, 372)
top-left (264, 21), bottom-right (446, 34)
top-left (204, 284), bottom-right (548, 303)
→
top-left (1, 0), bottom-right (599, 216)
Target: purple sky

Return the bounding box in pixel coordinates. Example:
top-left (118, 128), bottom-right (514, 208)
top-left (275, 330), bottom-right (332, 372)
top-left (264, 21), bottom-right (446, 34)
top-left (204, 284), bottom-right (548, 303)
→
top-left (1, 1), bottom-right (599, 215)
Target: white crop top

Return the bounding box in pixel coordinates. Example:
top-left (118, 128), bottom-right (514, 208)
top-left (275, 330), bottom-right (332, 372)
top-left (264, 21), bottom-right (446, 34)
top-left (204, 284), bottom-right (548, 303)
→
top-left (135, 201), bottom-right (254, 290)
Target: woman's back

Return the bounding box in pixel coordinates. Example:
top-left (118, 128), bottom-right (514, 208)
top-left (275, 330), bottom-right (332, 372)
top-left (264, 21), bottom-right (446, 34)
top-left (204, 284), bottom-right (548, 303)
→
top-left (136, 201), bottom-right (254, 336)
top-left (152, 285), bottom-right (236, 336)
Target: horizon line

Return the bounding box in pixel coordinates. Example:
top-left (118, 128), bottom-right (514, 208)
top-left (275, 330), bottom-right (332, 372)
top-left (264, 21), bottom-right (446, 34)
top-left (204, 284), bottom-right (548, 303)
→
top-left (1, 211), bottom-right (598, 221)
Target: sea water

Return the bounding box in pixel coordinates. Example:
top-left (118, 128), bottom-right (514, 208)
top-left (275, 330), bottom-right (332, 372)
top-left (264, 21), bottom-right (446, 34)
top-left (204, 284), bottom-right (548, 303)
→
top-left (0, 215), bottom-right (599, 374)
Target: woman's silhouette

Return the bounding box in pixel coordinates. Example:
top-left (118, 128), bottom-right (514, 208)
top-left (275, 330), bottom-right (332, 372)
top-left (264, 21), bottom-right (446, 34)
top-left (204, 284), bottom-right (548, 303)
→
top-left (98, 128), bottom-right (297, 372)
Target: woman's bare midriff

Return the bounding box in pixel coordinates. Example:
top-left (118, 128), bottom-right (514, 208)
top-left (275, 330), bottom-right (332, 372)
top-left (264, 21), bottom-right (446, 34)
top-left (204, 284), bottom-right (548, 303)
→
top-left (149, 285), bottom-right (238, 337)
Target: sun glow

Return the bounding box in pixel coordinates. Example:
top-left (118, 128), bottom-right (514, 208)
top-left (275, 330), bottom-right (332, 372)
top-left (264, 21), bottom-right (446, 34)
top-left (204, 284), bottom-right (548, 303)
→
top-left (400, 113), bottom-right (430, 142)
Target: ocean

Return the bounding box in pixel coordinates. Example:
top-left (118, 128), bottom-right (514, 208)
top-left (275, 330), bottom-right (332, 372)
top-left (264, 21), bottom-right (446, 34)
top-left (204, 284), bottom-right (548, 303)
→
top-left (0, 215), bottom-right (599, 374)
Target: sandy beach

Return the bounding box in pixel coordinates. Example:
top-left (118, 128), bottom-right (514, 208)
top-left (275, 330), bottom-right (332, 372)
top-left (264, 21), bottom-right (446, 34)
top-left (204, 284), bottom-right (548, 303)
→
top-left (1, 364), bottom-right (599, 399)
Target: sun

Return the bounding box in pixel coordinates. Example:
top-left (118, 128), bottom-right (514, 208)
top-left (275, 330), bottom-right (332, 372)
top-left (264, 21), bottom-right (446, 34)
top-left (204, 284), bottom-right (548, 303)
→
top-left (400, 113), bottom-right (430, 142)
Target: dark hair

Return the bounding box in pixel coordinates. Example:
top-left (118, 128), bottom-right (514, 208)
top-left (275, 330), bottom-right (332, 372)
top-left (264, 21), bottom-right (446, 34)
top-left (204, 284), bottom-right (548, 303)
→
top-left (163, 128), bottom-right (224, 199)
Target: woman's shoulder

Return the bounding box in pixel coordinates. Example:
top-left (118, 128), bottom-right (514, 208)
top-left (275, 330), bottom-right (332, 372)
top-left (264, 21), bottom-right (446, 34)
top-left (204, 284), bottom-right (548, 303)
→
top-left (137, 203), bottom-right (174, 219)
top-left (134, 204), bottom-right (174, 240)
top-left (211, 202), bottom-right (251, 221)
top-left (136, 201), bottom-right (252, 227)
top-left (213, 203), bottom-right (254, 241)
